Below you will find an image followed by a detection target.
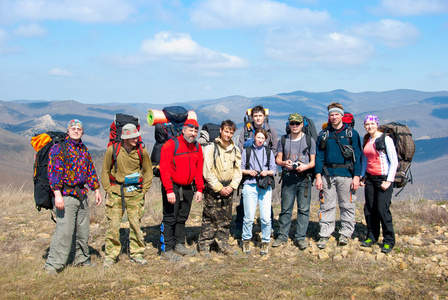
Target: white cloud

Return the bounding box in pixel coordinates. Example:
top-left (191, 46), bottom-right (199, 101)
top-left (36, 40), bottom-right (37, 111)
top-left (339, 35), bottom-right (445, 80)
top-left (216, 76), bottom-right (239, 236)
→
top-left (49, 68), bottom-right (74, 77)
top-left (428, 72), bottom-right (447, 79)
top-left (190, 0), bottom-right (329, 29)
top-left (353, 19), bottom-right (420, 48)
top-left (375, 0), bottom-right (448, 16)
top-left (265, 28), bottom-right (374, 67)
top-left (0, 0), bottom-right (136, 24)
top-left (0, 28), bottom-right (22, 54)
top-left (14, 23), bottom-right (46, 37)
top-left (97, 32), bottom-right (249, 72)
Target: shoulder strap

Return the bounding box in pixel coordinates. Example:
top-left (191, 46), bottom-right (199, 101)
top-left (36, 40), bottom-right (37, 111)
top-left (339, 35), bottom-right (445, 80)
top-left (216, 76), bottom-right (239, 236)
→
top-left (265, 146), bottom-right (271, 170)
top-left (281, 135), bottom-right (287, 160)
top-left (112, 142), bottom-right (121, 173)
top-left (213, 140), bottom-right (219, 169)
top-left (245, 146), bottom-right (252, 170)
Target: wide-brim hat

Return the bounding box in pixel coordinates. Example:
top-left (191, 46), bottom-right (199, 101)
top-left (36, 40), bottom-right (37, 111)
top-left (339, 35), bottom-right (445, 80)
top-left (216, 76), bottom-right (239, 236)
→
top-left (121, 123), bottom-right (141, 139)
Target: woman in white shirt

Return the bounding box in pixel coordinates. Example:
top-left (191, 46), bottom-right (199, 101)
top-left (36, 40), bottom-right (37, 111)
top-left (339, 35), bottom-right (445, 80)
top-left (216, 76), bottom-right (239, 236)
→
top-left (360, 115), bottom-right (398, 253)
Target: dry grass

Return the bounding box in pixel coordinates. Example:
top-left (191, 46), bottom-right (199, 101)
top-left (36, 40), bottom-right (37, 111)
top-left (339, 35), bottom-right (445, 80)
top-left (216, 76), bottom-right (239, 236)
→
top-left (0, 183), bottom-right (447, 299)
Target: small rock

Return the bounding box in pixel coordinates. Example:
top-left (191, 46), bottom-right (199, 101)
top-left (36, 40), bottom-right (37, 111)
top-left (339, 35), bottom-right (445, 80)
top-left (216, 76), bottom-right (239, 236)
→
top-left (409, 237), bottom-right (423, 246)
top-left (398, 262), bottom-right (408, 270)
top-left (318, 252), bottom-right (329, 260)
top-left (333, 254), bottom-right (343, 261)
top-left (376, 252), bottom-right (386, 261)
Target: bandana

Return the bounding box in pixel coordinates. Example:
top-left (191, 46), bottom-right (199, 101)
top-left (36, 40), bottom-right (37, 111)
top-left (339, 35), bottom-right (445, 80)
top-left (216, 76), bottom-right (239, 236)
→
top-left (364, 114), bottom-right (379, 124)
top-left (67, 119), bottom-right (83, 129)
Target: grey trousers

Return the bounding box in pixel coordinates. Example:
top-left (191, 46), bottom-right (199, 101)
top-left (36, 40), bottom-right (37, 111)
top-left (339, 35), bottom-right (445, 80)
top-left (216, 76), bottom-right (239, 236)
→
top-left (44, 196), bottom-right (90, 271)
top-left (318, 176), bottom-right (356, 238)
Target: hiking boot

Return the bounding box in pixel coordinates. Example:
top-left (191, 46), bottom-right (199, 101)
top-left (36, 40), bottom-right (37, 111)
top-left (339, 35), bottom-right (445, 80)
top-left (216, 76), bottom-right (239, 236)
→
top-left (44, 266), bottom-right (58, 275)
top-left (103, 257), bottom-right (116, 269)
top-left (242, 240), bottom-right (251, 255)
top-left (75, 259), bottom-right (95, 268)
top-left (260, 242), bottom-right (269, 256)
top-left (131, 256), bottom-right (148, 266)
top-left (317, 237), bottom-right (329, 249)
top-left (297, 239), bottom-right (308, 251)
top-left (381, 244), bottom-right (392, 253)
top-left (199, 245), bottom-right (212, 258)
top-left (161, 250), bottom-right (182, 261)
top-left (362, 239), bottom-right (374, 247)
top-left (339, 235), bottom-right (349, 246)
top-left (220, 243), bottom-right (238, 256)
top-left (175, 244), bottom-right (197, 257)
top-left (272, 238), bottom-right (286, 247)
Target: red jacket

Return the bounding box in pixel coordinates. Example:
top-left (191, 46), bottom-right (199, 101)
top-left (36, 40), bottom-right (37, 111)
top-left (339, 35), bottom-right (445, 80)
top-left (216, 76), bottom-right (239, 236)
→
top-left (160, 135), bottom-right (204, 194)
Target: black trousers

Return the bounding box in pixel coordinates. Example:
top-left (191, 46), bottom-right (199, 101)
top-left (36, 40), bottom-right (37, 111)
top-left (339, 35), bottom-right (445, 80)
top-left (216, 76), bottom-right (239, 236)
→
top-left (364, 173), bottom-right (395, 247)
top-left (161, 183), bottom-right (194, 252)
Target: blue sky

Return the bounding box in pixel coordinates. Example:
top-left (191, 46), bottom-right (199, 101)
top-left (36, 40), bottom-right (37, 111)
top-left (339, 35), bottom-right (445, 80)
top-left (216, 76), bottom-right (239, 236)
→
top-left (0, 0), bottom-right (447, 104)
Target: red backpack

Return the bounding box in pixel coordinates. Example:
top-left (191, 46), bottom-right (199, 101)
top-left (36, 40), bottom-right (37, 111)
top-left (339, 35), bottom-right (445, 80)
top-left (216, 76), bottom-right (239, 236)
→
top-left (108, 114), bottom-right (144, 173)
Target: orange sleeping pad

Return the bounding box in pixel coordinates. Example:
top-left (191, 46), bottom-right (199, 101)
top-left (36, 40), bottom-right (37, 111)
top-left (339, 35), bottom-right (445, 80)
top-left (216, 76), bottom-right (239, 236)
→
top-left (147, 109), bottom-right (197, 126)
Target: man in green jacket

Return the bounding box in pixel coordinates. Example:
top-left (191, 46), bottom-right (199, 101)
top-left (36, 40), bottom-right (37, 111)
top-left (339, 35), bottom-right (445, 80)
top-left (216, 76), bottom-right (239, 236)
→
top-left (101, 124), bottom-right (153, 268)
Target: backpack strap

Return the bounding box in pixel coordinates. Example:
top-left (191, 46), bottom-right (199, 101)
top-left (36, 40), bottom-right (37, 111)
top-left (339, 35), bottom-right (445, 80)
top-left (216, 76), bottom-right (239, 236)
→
top-left (173, 138), bottom-right (199, 168)
top-left (245, 146), bottom-right (252, 170)
top-left (213, 140), bottom-right (219, 169)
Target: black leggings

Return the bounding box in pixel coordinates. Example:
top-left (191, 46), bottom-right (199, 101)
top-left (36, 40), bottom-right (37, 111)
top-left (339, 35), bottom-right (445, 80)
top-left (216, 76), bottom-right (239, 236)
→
top-left (364, 173), bottom-right (395, 247)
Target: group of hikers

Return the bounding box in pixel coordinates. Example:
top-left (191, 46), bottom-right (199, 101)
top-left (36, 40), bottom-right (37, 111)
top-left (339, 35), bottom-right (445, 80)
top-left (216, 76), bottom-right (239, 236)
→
top-left (41, 102), bottom-right (399, 275)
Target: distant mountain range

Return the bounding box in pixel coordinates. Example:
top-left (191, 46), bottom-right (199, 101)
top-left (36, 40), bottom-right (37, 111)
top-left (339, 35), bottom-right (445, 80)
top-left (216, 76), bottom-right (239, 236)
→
top-left (1, 89), bottom-right (447, 199)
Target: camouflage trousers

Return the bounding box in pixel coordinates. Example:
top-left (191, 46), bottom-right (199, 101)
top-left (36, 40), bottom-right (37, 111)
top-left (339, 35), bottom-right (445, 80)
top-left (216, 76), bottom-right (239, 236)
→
top-left (105, 192), bottom-right (145, 260)
top-left (198, 189), bottom-right (233, 250)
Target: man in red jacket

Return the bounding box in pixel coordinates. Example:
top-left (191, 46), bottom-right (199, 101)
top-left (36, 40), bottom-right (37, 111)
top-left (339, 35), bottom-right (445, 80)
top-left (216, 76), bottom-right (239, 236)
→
top-left (159, 119), bottom-right (204, 261)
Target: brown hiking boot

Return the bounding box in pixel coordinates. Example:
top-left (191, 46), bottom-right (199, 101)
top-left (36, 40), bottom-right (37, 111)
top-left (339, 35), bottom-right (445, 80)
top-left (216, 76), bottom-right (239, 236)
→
top-left (242, 240), bottom-right (251, 255)
top-left (260, 242), bottom-right (269, 256)
top-left (175, 244), bottom-right (197, 257)
top-left (220, 242), bottom-right (238, 256)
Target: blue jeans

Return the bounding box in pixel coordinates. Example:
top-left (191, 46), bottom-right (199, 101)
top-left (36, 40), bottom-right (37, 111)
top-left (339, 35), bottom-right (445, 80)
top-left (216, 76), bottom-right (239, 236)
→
top-left (242, 183), bottom-right (272, 243)
top-left (277, 172), bottom-right (312, 242)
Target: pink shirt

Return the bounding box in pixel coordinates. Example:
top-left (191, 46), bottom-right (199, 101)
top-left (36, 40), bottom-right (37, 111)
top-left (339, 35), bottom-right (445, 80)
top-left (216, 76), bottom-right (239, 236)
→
top-left (361, 135), bottom-right (398, 182)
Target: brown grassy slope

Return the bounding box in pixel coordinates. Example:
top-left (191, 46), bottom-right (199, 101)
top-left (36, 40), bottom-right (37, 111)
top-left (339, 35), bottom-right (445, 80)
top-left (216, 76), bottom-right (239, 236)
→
top-left (0, 180), bottom-right (447, 300)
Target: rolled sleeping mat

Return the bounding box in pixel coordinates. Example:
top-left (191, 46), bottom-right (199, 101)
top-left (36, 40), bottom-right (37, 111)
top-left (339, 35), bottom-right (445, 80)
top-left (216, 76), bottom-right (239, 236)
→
top-left (147, 109), bottom-right (198, 126)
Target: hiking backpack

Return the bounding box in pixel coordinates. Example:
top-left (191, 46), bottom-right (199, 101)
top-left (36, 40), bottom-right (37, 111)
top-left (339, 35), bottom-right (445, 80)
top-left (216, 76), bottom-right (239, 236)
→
top-left (108, 114), bottom-right (144, 173)
top-left (198, 123), bottom-right (221, 147)
top-left (375, 122), bottom-right (415, 195)
top-left (150, 106), bottom-right (191, 176)
top-left (31, 131), bottom-right (68, 211)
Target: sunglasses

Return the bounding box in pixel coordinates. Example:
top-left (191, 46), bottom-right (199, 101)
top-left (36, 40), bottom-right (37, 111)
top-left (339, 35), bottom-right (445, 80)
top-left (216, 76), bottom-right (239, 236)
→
top-left (289, 122), bottom-right (301, 126)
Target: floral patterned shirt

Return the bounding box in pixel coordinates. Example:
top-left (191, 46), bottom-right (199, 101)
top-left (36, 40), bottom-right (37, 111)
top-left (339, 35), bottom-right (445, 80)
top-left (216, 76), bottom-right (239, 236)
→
top-left (48, 138), bottom-right (100, 198)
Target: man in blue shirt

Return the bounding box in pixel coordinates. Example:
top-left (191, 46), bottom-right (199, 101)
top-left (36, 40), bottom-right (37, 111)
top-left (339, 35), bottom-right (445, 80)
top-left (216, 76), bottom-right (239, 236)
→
top-left (314, 103), bottom-right (362, 249)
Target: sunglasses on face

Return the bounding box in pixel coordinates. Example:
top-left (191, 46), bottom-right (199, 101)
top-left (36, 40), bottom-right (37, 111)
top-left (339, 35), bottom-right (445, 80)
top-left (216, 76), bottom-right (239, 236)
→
top-left (289, 122), bottom-right (301, 126)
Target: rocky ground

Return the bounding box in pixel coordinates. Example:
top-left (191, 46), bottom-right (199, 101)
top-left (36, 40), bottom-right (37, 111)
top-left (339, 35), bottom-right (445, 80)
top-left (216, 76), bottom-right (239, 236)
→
top-left (0, 184), bottom-right (447, 299)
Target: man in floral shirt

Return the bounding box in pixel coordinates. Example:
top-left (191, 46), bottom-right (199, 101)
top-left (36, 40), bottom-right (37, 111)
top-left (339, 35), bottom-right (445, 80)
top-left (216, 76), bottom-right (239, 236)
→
top-left (43, 119), bottom-right (102, 275)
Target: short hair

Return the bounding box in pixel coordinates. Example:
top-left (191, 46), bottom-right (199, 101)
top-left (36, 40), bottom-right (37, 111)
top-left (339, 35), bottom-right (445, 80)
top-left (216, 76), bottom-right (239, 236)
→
top-left (251, 105), bottom-right (265, 117)
top-left (327, 102), bottom-right (344, 111)
top-left (254, 128), bottom-right (268, 140)
top-left (221, 119), bottom-right (236, 132)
